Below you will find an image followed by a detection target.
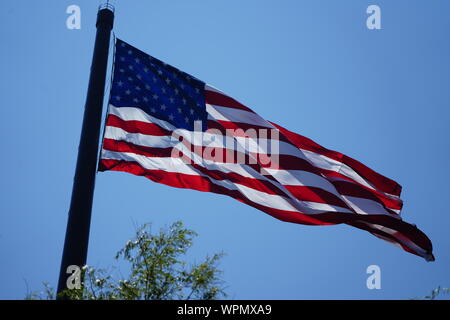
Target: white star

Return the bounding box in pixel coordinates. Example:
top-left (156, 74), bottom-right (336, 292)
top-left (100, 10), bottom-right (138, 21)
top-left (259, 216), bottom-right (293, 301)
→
top-left (168, 114), bottom-right (174, 120)
top-left (165, 78), bottom-right (171, 85)
top-left (128, 77), bottom-right (133, 82)
top-left (115, 96), bottom-right (121, 101)
top-left (144, 67), bottom-right (149, 73)
top-left (119, 68), bottom-right (125, 73)
top-left (177, 107), bottom-right (182, 113)
top-left (135, 86), bottom-right (141, 91)
top-left (135, 58), bottom-right (140, 63)
top-left (125, 90), bottom-right (131, 95)
top-left (150, 107), bottom-right (156, 113)
top-left (169, 97), bottom-right (175, 103)
top-left (120, 57), bottom-right (125, 61)
top-left (190, 109), bottom-right (194, 115)
top-left (160, 104), bottom-right (167, 110)
top-left (153, 77), bottom-right (158, 83)
top-left (153, 94), bottom-right (159, 100)
top-left (195, 88), bottom-right (200, 94)
top-left (157, 69), bottom-right (163, 75)
top-left (133, 98), bottom-right (139, 103)
top-left (161, 88), bottom-right (166, 94)
top-left (128, 50), bottom-right (133, 55)
top-left (182, 98), bottom-right (187, 105)
top-left (121, 42), bottom-right (126, 47)
top-left (117, 81), bottom-right (123, 86)
top-left (184, 116), bottom-right (189, 123)
top-left (174, 88), bottom-right (179, 95)
top-left (143, 97), bottom-right (148, 102)
top-left (136, 74), bottom-right (142, 80)
top-left (145, 84), bottom-right (151, 90)
top-left (128, 65), bottom-right (133, 70)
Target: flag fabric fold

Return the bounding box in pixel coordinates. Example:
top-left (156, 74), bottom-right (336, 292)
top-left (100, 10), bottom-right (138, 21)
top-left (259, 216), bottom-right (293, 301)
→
top-left (99, 38), bottom-right (434, 261)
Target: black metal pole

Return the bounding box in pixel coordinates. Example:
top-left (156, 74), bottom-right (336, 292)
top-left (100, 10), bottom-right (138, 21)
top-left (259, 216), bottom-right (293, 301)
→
top-left (57, 5), bottom-right (114, 299)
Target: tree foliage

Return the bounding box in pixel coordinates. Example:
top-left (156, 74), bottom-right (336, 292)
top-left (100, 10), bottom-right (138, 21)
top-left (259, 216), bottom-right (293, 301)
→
top-left (28, 221), bottom-right (226, 300)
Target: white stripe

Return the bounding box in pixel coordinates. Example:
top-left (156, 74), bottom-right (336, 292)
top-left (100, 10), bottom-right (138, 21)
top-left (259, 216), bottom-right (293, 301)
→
top-left (342, 196), bottom-right (397, 216)
top-left (264, 168), bottom-right (342, 197)
top-left (326, 175), bottom-right (401, 204)
top-left (302, 149), bottom-right (401, 201)
top-left (206, 104), bottom-right (272, 128)
top-left (205, 84), bottom-right (225, 94)
top-left (105, 126), bottom-right (175, 148)
top-left (109, 104), bottom-right (175, 132)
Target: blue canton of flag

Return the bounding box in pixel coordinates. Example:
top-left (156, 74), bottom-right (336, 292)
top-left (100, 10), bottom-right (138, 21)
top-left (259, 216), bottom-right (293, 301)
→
top-left (110, 38), bottom-right (208, 131)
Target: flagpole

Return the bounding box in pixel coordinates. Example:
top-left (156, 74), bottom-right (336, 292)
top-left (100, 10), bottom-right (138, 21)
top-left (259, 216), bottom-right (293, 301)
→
top-left (56, 4), bottom-right (114, 299)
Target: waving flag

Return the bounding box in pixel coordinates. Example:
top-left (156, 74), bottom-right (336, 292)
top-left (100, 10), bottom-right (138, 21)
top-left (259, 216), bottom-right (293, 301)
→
top-left (99, 39), bottom-right (434, 261)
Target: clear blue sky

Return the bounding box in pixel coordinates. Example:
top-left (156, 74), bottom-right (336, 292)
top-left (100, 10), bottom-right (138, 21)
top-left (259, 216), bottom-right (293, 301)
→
top-left (0, 0), bottom-right (449, 299)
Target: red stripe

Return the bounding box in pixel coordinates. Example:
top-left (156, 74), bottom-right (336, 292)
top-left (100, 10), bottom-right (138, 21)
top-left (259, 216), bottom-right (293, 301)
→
top-left (332, 179), bottom-right (402, 211)
top-left (107, 114), bottom-right (171, 136)
top-left (205, 90), bottom-right (255, 113)
top-left (320, 169), bottom-right (402, 211)
top-left (190, 163), bottom-right (291, 198)
top-left (271, 122), bottom-right (402, 197)
top-left (284, 186), bottom-right (351, 209)
top-left (103, 138), bottom-right (173, 158)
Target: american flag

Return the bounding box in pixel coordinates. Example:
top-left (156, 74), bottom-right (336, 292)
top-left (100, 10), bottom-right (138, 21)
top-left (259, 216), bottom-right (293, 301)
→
top-left (99, 38), bottom-right (434, 261)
